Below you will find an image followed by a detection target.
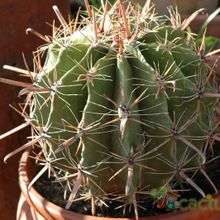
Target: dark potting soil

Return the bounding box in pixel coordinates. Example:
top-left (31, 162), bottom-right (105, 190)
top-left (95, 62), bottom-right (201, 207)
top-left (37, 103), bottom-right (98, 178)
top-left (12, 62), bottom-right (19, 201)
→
top-left (34, 142), bottom-right (220, 218)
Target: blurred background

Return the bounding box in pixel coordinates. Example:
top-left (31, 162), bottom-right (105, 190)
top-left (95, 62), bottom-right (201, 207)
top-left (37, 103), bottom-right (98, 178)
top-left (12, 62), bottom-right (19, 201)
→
top-left (71, 0), bottom-right (220, 14)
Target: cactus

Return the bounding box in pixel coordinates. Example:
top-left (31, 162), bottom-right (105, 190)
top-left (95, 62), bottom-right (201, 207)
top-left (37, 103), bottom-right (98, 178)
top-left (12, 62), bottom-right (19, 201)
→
top-left (1, 0), bottom-right (220, 219)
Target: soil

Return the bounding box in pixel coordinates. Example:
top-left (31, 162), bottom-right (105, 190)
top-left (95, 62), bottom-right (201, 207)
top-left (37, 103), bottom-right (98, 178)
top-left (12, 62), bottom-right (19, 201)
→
top-left (34, 142), bottom-right (220, 218)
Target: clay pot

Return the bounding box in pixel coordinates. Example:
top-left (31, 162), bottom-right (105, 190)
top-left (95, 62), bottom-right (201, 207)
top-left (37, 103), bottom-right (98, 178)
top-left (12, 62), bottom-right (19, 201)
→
top-left (17, 150), bottom-right (220, 220)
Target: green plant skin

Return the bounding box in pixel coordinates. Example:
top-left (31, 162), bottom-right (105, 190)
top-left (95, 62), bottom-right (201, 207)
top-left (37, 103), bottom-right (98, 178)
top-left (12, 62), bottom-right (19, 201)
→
top-left (28, 4), bottom-right (220, 209)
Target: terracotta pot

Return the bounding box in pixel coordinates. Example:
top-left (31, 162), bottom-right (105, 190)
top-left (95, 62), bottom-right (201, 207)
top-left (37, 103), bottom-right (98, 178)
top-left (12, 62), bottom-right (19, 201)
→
top-left (17, 150), bottom-right (220, 220)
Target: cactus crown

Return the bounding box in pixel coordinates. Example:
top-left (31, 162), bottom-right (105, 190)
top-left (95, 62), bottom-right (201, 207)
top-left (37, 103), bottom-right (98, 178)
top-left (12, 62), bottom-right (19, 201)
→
top-left (1, 0), bottom-right (220, 219)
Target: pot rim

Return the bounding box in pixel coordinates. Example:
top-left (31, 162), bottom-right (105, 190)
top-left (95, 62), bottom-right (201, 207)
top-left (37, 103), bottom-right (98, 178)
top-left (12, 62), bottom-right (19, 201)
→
top-left (18, 150), bottom-right (220, 220)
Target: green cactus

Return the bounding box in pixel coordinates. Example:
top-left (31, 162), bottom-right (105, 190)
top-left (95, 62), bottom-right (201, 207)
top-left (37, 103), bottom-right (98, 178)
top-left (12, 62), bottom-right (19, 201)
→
top-left (1, 0), bottom-right (220, 219)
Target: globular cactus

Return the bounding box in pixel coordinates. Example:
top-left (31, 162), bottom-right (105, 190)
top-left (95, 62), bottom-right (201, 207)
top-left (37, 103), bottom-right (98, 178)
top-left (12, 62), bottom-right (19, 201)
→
top-left (1, 0), bottom-right (220, 219)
